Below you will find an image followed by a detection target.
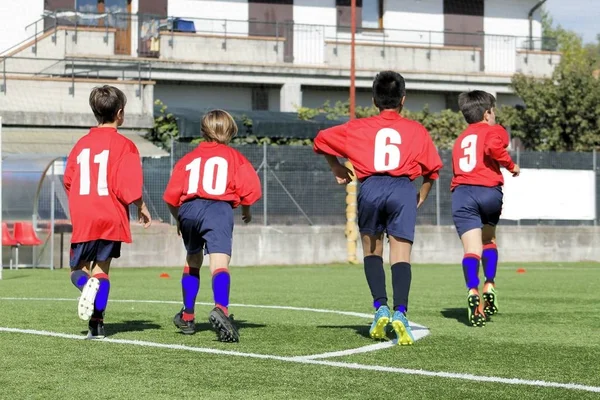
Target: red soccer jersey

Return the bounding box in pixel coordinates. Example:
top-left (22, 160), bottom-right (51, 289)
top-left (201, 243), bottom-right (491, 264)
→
top-left (64, 127), bottom-right (143, 244)
top-left (450, 123), bottom-right (515, 190)
top-left (313, 110), bottom-right (443, 181)
top-left (163, 142), bottom-right (262, 208)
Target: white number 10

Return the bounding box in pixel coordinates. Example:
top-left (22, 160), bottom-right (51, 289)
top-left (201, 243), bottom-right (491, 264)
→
top-left (185, 156), bottom-right (228, 195)
top-left (77, 148), bottom-right (109, 196)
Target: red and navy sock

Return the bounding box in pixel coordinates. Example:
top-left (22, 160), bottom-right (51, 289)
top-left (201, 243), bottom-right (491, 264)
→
top-left (212, 268), bottom-right (230, 316)
top-left (70, 269), bottom-right (89, 291)
top-left (391, 262), bottom-right (411, 314)
top-left (181, 265), bottom-right (200, 321)
top-left (364, 256), bottom-right (388, 309)
top-left (482, 244), bottom-right (498, 284)
top-left (462, 254), bottom-right (481, 290)
top-left (92, 273), bottom-right (110, 319)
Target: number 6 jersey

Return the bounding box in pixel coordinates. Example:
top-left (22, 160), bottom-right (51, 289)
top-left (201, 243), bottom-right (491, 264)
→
top-left (450, 123), bottom-right (515, 191)
top-left (313, 110), bottom-right (443, 181)
top-left (64, 127), bottom-right (144, 243)
top-left (163, 142), bottom-right (262, 209)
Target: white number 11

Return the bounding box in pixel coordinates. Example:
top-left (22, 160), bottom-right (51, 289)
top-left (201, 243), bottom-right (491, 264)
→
top-left (77, 148), bottom-right (109, 196)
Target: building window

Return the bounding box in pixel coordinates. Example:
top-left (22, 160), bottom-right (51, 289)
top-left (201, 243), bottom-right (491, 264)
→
top-left (362, 0), bottom-right (383, 30)
top-left (252, 87), bottom-right (269, 111)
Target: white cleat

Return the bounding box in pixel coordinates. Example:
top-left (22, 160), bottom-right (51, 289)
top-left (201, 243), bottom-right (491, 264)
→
top-left (78, 278), bottom-right (100, 321)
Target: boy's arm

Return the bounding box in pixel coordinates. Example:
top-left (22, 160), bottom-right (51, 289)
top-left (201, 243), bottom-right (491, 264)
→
top-left (63, 155), bottom-right (75, 195)
top-left (485, 126), bottom-right (518, 174)
top-left (314, 124), bottom-right (353, 184)
top-left (417, 128), bottom-right (444, 208)
top-left (114, 146), bottom-right (144, 205)
top-left (235, 161), bottom-right (262, 224)
top-left (163, 162), bottom-right (185, 209)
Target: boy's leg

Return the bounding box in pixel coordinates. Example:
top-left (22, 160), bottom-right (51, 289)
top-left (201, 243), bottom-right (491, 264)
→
top-left (361, 233), bottom-right (391, 340)
top-left (71, 242), bottom-right (100, 322)
top-left (482, 226), bottom-right (499, 316)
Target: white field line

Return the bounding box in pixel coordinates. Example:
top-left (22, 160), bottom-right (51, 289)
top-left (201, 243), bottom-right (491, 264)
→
top-left (1, 327), bottom-right (599, 394)
top-left (0, 297), bottom-right (430, 358)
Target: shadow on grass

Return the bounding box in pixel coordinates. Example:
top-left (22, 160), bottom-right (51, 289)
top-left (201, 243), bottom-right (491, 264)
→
top-left (81, 320), bottom-right (162, 336)
top-left (440, 308), bottom-right (471, 326)
top-left (190, 319), bottom-right (267, 339)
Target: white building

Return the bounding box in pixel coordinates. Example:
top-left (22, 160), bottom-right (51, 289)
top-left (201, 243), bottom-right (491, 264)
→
top-left (0, 0), bottom-right (557, 136)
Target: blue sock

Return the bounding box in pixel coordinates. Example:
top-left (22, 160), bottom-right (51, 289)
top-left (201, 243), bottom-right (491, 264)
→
top-left (482, 244), bottom-right (499, 283)
top-left (70, 270), bottom-right (89, 291)
top-left (92, 273), bottom-right (110, 319)
top-left (212, 269), bottom-right (230, 316)
top-left (181, 265), bottom-right (200, 320)
top-left (462, 254), bottom-right (481, 290)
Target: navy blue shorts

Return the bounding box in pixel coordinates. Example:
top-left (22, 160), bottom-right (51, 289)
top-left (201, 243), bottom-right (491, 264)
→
top-left (452, 185), bottom-right (503, 238)
top-left (178, 198), bottom-right (234, 256)
top-left (70, 240), bottom-right (121, 268)
top-left (358, 176), bottom-right (417, 243)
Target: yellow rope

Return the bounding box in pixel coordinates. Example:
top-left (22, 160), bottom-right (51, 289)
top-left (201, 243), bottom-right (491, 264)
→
top-left (344, 161), bottom-right (359, 264)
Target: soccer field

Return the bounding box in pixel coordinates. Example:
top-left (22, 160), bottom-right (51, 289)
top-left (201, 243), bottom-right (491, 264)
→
top-left (1, 263), bottom-right (599, 399)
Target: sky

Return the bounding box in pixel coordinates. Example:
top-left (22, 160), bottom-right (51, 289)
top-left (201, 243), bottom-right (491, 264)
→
top-left (545, 0), bottom-right (599, 43)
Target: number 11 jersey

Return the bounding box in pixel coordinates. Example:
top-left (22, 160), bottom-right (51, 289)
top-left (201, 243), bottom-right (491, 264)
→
top-left (64, 127), bottom-right (143, 244)
top-left (450, 123), bottom-right (515, 191)
top-left (163, 142), bottom-right (262, 209)
top-left (313, 110), bottom-right (442, 181)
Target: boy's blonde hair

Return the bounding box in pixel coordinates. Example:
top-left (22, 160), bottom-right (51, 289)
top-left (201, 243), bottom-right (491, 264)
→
top-left (201, 109), bottom-right (238, 144)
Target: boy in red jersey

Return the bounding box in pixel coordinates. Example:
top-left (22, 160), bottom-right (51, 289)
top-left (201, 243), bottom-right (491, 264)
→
top-left (163, 110), bottom-right (261, 342)
top-left (313, 71), bottom-right (443, 345)
top-left (450, 90), bottom-right (520, 327)
top-left (64, 85), bottom-right (152, 339)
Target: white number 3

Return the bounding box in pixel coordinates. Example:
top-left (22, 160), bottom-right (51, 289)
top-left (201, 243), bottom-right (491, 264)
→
top-left (77, 148), bottom-right (109, 196)
top-left (374, 128), bottom-right (401, 172)
top-left (459, 134), bottom-right (478, 172)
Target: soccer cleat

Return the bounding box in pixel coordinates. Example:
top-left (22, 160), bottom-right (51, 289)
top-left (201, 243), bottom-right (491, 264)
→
top-left (482, 282), bottom-right (498, 317)
top-left (87, 318), bottom-right (105, 340)
top-left (467, 290), bottom-right (486, 327)
top-left (369, 305), bottom-right (391, 340)
top-left (78, 277), bottom-right (100, 321)
top-left (173, 309), bottom-right (196, 335)
top-left (391, 310), bottom-right (414, 345)
top-left (209, 307), bottom-right (239, 343)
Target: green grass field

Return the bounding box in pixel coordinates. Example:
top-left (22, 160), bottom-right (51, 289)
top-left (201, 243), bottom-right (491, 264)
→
top-left (1, 263), bottom-right (599, 399)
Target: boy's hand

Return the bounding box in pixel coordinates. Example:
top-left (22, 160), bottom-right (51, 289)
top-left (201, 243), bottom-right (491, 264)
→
top-left (242, 206), bottom-right (252, 224)
top-left (416, 193), bottom-right (426, 209)
top-left (510, 164), bottom-right (520, 177)
top-left (137, 203), bottom-right (152, 228)
top-left (176, 220), bottom-right (181, 236)
top-left (331, 163), bottom-right (354, 185)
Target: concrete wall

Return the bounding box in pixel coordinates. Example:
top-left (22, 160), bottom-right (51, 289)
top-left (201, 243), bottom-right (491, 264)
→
top-left (325, 41), bottom-right (481, 74)
top-left (384, 0), bottom-right (444, 46)
top-left (47, 224), bottom-right (600, 268)
top-left (0, 77), bottom-right (154, 128)
top-left (0, 0), bottom-right (44, 55)
top-left (159, 33), bottom-right (284, 64)
top-left (516, 50), bottom-right (561, 78)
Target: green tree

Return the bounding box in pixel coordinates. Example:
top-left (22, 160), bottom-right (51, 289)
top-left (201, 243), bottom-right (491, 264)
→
top-left (498, 14), bottom-right (600, 151)
top-left (148, 99), bottom-right (179, 150)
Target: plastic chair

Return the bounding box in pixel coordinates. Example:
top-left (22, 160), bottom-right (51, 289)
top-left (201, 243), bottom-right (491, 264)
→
top-left (13, 222), bottom-right (43, 269)
top-left (2, 222), bottom-right (19, 269)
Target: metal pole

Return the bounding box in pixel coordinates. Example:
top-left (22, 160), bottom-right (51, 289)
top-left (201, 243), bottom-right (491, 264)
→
top-left (435, 169), bottom-right (441, 227)
top-left (0, 116), bottom-right (3, 279)
top-left (169, 136), bottom-right (175, 226)
top-left (594, 149), bottom-right (597, 226)
top-left (263, 141), bottom-right (268, 226)
top-left (50, 164), bottom-right (55, 270)
top-left (517, 147), bottom-right (521, 226)
top-left (349, 0), bottom-right (356, 120)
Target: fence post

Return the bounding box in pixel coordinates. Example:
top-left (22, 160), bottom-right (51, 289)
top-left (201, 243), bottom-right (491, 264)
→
top-left (435, 171), bottom-right (441, 227)
top-left (50, 163), bottom-right (55, 271)
top-left (1, 58), bottom-right (6, 94)
top-left (517, 147), bottom-right (521, 226)
top-left (594, 149), bottom-right (597, 227)
top-left (222, 19), bottom-right (227, 50)
top-left (136, 62), bottom-right (142, 98)
top-left (263, 141), bottom-right (268, 226)
top-left (33, 20), bottom-right (38, 55)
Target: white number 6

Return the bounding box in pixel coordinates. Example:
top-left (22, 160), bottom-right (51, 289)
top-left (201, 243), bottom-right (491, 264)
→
top-left (374, 128), bottom-right (401, 172)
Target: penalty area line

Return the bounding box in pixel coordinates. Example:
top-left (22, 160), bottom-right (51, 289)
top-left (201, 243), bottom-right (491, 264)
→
top-left (1, 327), bottom-right (599, 394)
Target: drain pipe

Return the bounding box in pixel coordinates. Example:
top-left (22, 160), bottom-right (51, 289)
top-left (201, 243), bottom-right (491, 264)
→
top-left (529, 0), bottom-right (548, 50)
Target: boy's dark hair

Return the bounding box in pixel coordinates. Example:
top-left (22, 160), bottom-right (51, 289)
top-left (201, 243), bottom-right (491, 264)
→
top-left (372, 71), bottom-right (406, 111)
top-left (89, 85), bottom-right (127, 124)
top-left (458, 90), bottom-right (496, 124)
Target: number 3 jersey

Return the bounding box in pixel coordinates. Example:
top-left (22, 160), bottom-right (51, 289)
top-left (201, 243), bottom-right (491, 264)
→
top-left (64, 127), bottom-right (143, 244)
top-left (313, 110), bottom-right (443, 181)
top-left (450, 123), bottom-right (515, 191)
top-left (163, 142), bottom-right (262, 209)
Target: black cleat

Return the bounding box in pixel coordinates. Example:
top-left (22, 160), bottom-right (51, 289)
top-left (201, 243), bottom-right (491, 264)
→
top-left (209, 307), bottom-right (239, 343)
top-left (87, 318), bottom-right (105, 339)
top-left (467, 292), bottom-right (486, 327)
top-left (173, 310), bottom-right (196, 335)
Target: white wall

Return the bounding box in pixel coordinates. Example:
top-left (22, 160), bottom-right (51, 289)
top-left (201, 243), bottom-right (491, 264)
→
top-left (404, 91), bottom-right (446, 112)
top-left (0, 0), bottom-right (44, 55)
top-left (384, 0), bottom-right (444, 46)
top-left (168, 0), bottom-right (249, 35)
top-left (293, 0), bottom-right (336, 64)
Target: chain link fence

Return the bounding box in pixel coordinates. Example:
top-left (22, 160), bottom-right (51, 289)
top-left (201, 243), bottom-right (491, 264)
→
top-left (140, 143), bottom-right (600, 227)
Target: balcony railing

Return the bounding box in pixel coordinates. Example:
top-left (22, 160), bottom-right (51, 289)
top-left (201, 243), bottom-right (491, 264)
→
top-left (17, 11), bottom-right (560, 77)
